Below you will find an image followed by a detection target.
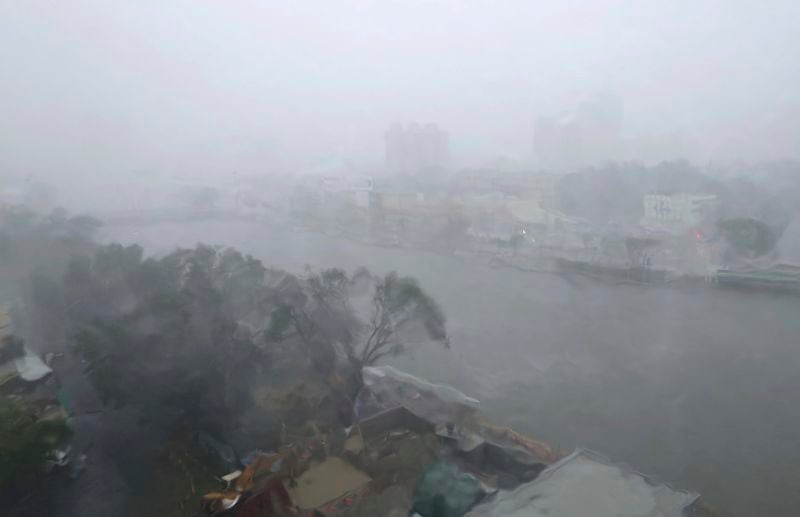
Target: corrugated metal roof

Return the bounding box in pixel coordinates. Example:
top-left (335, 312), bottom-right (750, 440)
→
top-left (468, 449), bottom-right (699, 517)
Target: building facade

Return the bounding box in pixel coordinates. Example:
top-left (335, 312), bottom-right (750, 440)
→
top-left (642, 194), bottom-right (718, 227)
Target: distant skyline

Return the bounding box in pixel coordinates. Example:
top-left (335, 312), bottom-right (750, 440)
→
top-left (2, 0), bottom-right (799, 184)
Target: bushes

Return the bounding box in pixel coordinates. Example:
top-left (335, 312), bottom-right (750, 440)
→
top-left (0, 398), bottom-right (71, 489)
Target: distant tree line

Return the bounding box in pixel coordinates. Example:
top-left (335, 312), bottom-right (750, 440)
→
top-left (555, 159), bottom-right (799, 261)
top-left (555, 159), bottom-right (797, 231)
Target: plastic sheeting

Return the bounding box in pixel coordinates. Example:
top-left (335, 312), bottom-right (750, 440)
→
top-left (357, 366), bottom-right (479, 426)
top-left (467, 449), bottom-right (699, 517)
top-left (13, 349), bottom-right (52, 381)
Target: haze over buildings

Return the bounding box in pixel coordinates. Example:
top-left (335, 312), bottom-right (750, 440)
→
top-left (385, 123), bottom-right (449, 174)
top-left (1, 0), bottom-right (799, 191)
top-left (533, 92), bottom-right (624, 171)
top-left (4, 3), bottom-right (800, 517)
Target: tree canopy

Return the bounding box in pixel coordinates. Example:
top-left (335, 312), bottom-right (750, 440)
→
top-left (268, 267), bottom-right (450, 392)
top-left (23, 243), bottom-right (273, 436)
top-left (717, 217), bottom-right (779, 259)
top-left (0, 398), bottom-right (70, 490)
top-left (23, 240), bottom-right (449, 435)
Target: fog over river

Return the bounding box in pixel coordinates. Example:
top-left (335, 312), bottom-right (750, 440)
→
top-left (102, 219), bottom-right (800, 517)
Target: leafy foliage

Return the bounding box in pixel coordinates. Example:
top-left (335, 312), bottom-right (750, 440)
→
top-left (266, 305), bottom-right (293, 341)
top-left (24, 233), bottom-right (449, 432)
top-left (0, 398), bottom-right (70, 489)
top-left (26, 243), bottom-right (274, 434)
top-left (356, 271), bottom-right (449, 366)
top-left (717, 217), bottom-right (778, 258)
top-left (271, 267), bottom-right (449, 380)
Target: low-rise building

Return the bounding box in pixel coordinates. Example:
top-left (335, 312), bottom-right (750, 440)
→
top-left (642, 193), bottom-right (718, 231)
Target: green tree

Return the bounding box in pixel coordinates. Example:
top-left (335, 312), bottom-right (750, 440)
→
top-left (352, 272), bottom-right (448, 366)
top-left (0, 398), bottom-right (70, 489)
top-left (41, 244), bottom-right (270, 434)
top-left (717, 217), bottom-right (778, 258)
top-left (269, 268), bottom-right (449, 391)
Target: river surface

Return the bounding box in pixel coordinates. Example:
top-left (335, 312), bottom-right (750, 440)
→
top-left (101, 219), bottom-right (800, 517)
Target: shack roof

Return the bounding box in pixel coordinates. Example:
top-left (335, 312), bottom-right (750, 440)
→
top-left (467, 449), bottom-right (699, 517)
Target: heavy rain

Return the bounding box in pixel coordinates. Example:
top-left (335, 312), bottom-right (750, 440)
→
top-left (2, 2), bottom-right (800, 517)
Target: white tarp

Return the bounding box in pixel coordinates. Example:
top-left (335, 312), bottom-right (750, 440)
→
top-left (362, 365), bottom-right (479, 407)
top-left (357, 366), bottom-right (479, 425)
top-left (14, 349), bottom-right (52, 381)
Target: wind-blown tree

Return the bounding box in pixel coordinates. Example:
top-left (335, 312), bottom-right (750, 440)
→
top-left (266, 268), bottom-right (358, 376)
top-left (268, 267), bottom-right (449, 392)
top-left (25, 237), bottom-right (448, 436)
top-left (26, 243), bottom-right (272, 437)
top-left (352, 271), bottom-right (449, 366)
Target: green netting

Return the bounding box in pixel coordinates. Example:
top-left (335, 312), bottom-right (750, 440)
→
top-left (412, 462), bottom-right (483, 517)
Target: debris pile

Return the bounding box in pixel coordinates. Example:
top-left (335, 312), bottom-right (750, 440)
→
top-left (0, 329), bottom-right (64, 425)
top-left (198, 365), bottom-right (705, 516)
top-left (0, 310), bottom-right (74, 499)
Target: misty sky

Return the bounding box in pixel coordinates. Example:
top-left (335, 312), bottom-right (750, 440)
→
top-left (2, 0), bottom-right (799, 183)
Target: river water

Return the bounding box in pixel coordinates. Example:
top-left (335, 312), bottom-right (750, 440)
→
top-left (101, 219), bottom-right (800, 517)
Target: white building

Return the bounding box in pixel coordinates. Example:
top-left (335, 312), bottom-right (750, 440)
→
top-left (642, 194), bottom-right (717, 230)
top-left (321, 175), bottom-right (373, 209)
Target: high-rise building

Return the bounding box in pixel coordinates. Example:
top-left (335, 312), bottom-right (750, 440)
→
top-left (385, 123), bottom-right (449, 173)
